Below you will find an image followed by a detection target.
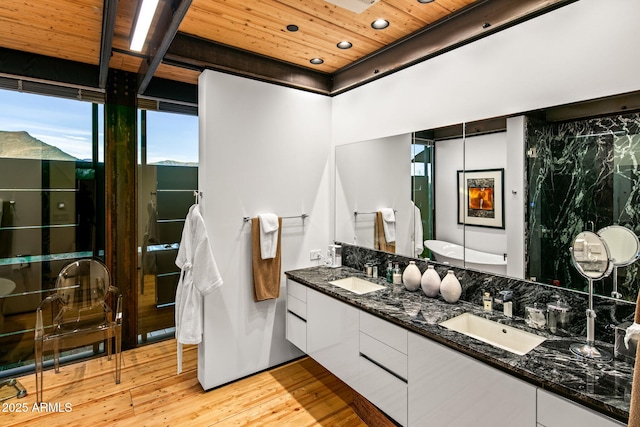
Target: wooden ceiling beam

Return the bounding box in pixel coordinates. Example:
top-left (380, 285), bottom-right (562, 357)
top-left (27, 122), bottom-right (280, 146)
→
top-left (99, 0), bottom-right (119, 89)
top-left (138, 0), bottom-right (192, 94)
top-left (164, 33), bottom-right (332, 95)
top-left (0, 47), bottom-right (99, 89)
top-left (332, 0), bottom-right (577, 94)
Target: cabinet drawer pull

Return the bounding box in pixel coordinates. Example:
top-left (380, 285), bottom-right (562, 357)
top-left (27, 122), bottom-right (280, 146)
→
top-left (287, 310), bottom-right (306, 322)
top-left (359, 352), bottom-right (407, 383)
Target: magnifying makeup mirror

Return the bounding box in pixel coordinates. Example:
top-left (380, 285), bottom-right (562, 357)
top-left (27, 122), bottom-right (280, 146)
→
top-left (569, 231), bottom-right (614, 361)
top-left (597, 225), bottom-right (640, 298)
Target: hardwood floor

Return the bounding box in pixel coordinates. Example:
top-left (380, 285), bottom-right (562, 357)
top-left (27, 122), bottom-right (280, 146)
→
top-left (3, 339), bottom-right (367, 426)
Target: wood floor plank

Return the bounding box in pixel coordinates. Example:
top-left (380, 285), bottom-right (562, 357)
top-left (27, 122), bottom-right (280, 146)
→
top-left (4, 390), bottom-right (134, 427)
top-left (12, 344), bottom-right (197, 407)
top-left (127, 361), bottom-right (336, 425)
top-left (218, 374), bottom-right (359, 426)
top-left (4, 339), bottom-right (365, 427)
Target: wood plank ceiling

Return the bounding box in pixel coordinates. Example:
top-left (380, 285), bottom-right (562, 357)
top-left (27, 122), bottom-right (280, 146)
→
top-left (0, 0), bottom-right (573, 98)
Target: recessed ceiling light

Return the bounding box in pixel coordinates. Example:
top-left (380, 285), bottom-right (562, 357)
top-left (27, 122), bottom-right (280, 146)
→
top-left (337, 41), bottom-right (352, 49)
top-left (286, 24), bottom-right (299, 32)
top-left (371, 19), bottom-right (389, 30)
top-left (310, 58), bottom-right (324, 65)
top-left (417, 0), bottom-right (435, 3)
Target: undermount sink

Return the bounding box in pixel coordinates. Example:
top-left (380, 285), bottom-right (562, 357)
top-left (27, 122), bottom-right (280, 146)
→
top-left (439, 312), bottom-right (546, 355)
top-left (329, 277), bottom-right (386, 295)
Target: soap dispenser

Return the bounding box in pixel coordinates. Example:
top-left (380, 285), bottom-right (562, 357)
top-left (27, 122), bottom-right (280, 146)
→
top-left (328, 244), bottom-right (342, 268)
top-left (392, 263), bottom-right (402, 285)
top-left (483, 292), bottom-right (493, 312)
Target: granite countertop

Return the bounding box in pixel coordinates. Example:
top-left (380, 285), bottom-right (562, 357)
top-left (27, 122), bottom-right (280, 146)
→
top-left (285, 265), bottom-right (633, 423)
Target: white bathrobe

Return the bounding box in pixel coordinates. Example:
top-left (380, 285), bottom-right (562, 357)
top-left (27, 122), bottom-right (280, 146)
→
top-left (175, 204), bottom-right (223, 373)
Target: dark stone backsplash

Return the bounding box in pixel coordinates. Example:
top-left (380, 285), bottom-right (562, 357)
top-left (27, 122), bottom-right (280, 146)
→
top-left (337, 241), bottom-right (636, 344)
top-left (525, 112), bottom-right (640, 297)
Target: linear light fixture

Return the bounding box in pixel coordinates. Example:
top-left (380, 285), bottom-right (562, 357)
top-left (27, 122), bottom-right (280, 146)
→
top-left (130, 0), bottom-right (160, 52)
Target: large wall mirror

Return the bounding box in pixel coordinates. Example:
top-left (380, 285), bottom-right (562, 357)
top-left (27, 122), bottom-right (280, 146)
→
top-left (334, 98), bottom-right (640, 301)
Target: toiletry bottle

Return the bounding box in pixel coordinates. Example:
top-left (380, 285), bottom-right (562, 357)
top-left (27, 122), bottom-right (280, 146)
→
top-left (483, 292), bottom-right (493, 311)
top-left (393, 263), bottom-right (402, 285)
top-left (386, 261), bottom-right (393, 283)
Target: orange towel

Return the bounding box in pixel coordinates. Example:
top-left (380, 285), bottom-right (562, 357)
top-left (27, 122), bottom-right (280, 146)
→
top-left (374, 211), bottom-right (395, 253)
top-left (628, 292), bottom-right (640, 426)
top-left (251, 217), bottom-right (282, 301)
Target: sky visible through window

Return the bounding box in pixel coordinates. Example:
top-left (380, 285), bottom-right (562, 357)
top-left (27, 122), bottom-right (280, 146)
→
top-left (147, 110), bottom-right (198, 165)
top-left (0, 89), bottom-right (198, 164)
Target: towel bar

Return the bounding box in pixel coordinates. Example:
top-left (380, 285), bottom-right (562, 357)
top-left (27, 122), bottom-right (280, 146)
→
top-left (243, 214), bottom-right (308, 222)
top-left (354, 209), bottom-right (396, 216)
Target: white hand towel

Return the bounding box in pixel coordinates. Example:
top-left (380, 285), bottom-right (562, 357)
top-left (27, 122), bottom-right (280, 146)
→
top-left (380, 208), bottom-right (396, 243)
top-left (258, 213), bottom-right (279, 259)
top-left (413, 202), bottom-right (423, 256)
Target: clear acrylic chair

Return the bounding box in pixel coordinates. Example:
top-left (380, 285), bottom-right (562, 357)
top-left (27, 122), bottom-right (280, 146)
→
top-left (34, 258), bottom-right (122, 403)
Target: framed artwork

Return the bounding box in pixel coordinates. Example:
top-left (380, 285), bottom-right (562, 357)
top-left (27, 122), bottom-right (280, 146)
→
top-left (457, 168), bottom-right (504, 229)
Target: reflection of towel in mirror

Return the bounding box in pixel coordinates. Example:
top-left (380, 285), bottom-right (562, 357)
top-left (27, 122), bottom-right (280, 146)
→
top-left (627, 291), bottom-right (640, 427)
top-left (412, 202), bottom-right (424, 256)
top-left (258, 213), bottom-right (279, 259)
top-left (375, 211), bottom-right (395, 253)
top-left (380, 208), bottom-right (396, 243)
top-left (252, 217), bottom-right (282, 301)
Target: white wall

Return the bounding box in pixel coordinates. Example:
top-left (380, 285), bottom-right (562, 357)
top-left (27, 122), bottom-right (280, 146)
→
top-left (335, 134), bottom-right (413, 255)
top-left (331, 0), bottom-right (640, 145)
top-left (197, 70), bottom-right (332, 390)
top-left (506, 116), bottom-right (526, 279)
top-left (433, 136), bottom-right (464, 248)
top-left (462, 132), bottom-right (508, 257)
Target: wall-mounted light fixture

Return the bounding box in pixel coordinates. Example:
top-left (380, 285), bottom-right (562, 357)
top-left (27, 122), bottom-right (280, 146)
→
top-left (130, 0), bottom-right (160, 52)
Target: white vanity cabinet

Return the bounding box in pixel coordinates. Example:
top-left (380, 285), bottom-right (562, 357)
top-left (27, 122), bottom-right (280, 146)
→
top-left (306, 287), bottom-right (360, 390)
top-left (536, 389), bottom-right (625, 427)
top-left (285, 278), bottom-right (625, 427)
top-left (357, 311), bottom-right (409, 426)
top-left (408, 332), bottom-right (537, 427)
top-left (285, 279), bottom-right (307, 352)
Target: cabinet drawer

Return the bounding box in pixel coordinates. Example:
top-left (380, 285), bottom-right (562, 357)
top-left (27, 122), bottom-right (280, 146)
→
top-left (537, 389), bottom-right (624, 427)
top-left (286, 312), bottom-right (307, 353)
top-left (287, 279), bottom-right (307, 302)
top-left (358, 354), bottom-right (408, 426)
top-left (360, 332), bottom-right (407, 380)
top-left (360, 310), bottom-right (407, 354)
top-left (287, 295), bottom-right (307, 320)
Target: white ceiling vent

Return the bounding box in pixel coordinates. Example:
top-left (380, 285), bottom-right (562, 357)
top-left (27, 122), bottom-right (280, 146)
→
top-left (324, 0), bottom-right (381, 14)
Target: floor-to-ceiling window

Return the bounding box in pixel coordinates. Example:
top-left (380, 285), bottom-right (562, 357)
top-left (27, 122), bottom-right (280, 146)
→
top-left (137, 109), bottom-right (198, 343)
top-left (0, 89), bottom-right (104, 377)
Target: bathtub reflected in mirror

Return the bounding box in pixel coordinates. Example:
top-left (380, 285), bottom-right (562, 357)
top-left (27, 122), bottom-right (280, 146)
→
top-left (424, 240), bottom-right (507, 275)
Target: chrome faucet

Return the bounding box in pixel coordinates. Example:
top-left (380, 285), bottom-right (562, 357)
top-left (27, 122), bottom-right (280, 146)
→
top-left (494, 290), bottom-right (514, 318)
